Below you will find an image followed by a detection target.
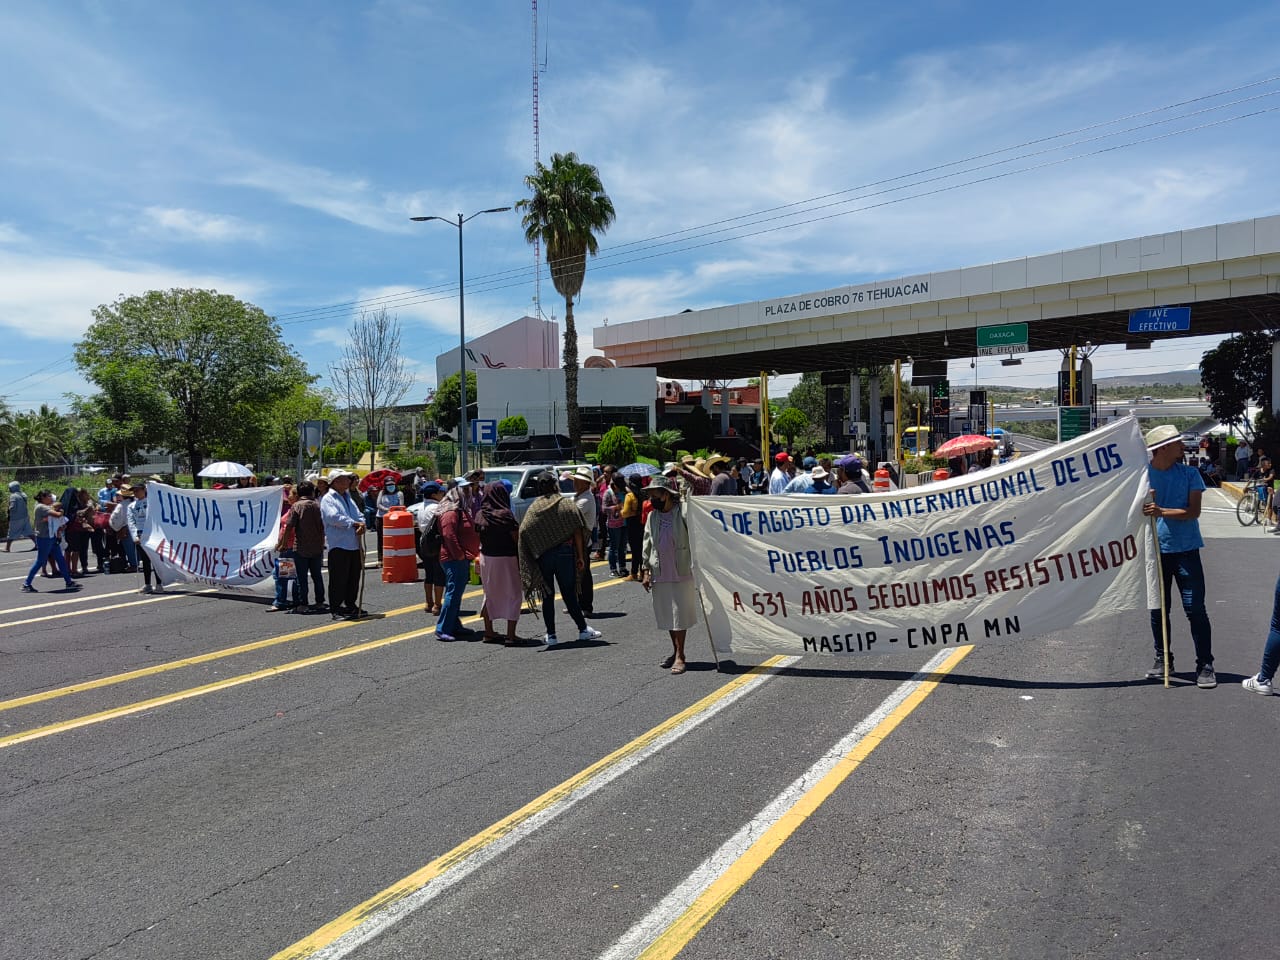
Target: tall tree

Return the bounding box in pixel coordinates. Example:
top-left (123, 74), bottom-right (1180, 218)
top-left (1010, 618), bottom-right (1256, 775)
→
top-left (1200, 330), bottom-right (1275, 432)
top-left (518, 152), bottom-right (616, 454)
top-left (772, 407), bottom-right (808, 450)
top-left (4, 406), bottom-right (71, 468)
top-left (70, 364), bottom-right (171, 467)
top-left (331, 307), bottom-right (414, 444)
top-left (427, 371), bottom-right (477, 435)
top-left (75, 288), bottom-right (311, 485)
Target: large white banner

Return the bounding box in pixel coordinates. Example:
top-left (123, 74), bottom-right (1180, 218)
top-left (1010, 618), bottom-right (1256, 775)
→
top-left (143, 483), bottom-right (282, 592)
top-left (688, 418), bottom-right (1158, 658)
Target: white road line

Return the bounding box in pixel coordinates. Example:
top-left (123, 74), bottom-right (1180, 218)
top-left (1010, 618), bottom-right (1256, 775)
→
top-left (301, 656), bottom-right (801, 960)
top-left (0, 589), bottom-right (218, 629)
top-left (598, 648), bottom-right (956, 960)
top-left (0, 588), bottom-right (141, 616)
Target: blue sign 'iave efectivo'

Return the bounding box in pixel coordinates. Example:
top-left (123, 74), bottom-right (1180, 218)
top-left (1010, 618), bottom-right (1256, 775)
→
top-left (1128, 307), bottom-right (1190, 333)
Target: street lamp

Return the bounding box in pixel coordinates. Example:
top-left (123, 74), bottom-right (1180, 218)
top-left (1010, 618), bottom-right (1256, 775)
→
top-left (411, 206), bottom-right (511, 473)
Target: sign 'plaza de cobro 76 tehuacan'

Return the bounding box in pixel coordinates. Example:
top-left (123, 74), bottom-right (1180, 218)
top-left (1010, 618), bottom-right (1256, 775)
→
top-left (689, 418), bottom-right (1158, 658)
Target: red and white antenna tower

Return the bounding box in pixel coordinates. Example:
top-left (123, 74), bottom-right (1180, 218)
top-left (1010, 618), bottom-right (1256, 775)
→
top-left (531, 0), bottom-right (545, 319)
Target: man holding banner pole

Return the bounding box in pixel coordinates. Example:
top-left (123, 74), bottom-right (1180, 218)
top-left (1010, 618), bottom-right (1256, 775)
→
top-left (1142, 424), bottom-right (1216, 688)
top-left (321, 470), bottom-right (368, 621)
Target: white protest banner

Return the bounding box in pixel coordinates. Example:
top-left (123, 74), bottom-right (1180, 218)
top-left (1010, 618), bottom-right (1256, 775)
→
top-left (142, 483), bottom-right (282, 592)
top-left (688, 418), bottom-right (1158, 658)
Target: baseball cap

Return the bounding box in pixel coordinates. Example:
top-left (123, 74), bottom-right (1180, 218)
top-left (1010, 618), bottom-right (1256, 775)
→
top-left (803, 456), bottom-right (817, 468)
top-left (775, 452), bottom-right (790, 463)
top-left (419, 480), bottom-right (444, 495)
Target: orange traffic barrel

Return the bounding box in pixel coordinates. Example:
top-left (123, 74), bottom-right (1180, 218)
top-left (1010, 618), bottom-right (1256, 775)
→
top-left (933, 467), bottom-right (950, 482)
top-left (381, 508), bottom-right (418, 583)
top-left (873, 467), bottom-right (891, 492)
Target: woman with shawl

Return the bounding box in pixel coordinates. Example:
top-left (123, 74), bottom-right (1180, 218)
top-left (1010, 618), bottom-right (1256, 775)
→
top-left (517, 471), bottom-right (603, 647)
top-left (475, 481), bottom-right (522, 646)
top-left (434, 480), bottom-right (479, 641)
top-left (4, 481), bottom-right (36, 552)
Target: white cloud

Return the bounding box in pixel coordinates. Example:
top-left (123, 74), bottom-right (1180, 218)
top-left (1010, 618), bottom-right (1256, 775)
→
top-left (0, 222), bottom-right (30, 245)
top-left (0, 250), bottom-right (265, 340)
top-left (140, 207), bottom-right (265, 243)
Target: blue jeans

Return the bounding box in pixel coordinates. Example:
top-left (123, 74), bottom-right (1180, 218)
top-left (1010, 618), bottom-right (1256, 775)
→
top-left (436, 559), bottom-right (471, 635)
top-left (273, 550), bottom-right (300, 608)
top-left (537, 543), bottom-right (586, 638)
top-left (1150, 549), bottom-right (1213, 668)
top-left (295, 553), bottom-right (325, 606)
top-left (120, 536), bottom-right (138, 567)
top-left (26, 537), bottom-right (72, 587)
top-left (607, 526), bottom-right (626, 571)
top-left (1256, 573), bottom-right (1280, 681)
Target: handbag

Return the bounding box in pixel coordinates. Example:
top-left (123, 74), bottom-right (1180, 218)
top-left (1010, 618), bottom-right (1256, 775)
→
top-left (275, 557), bottom-right (297, 580)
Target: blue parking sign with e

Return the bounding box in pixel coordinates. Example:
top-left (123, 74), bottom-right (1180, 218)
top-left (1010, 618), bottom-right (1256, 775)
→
top-left (471, 419), bottom-right (497, 444)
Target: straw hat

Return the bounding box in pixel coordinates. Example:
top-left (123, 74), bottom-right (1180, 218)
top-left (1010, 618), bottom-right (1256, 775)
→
top-left (704, 454), bottom-right (730, 474)
top-left (1144, 424), bottom-right (1182, 450)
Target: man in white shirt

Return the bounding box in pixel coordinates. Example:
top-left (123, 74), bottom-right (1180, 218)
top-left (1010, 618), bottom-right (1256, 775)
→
top-left (570, 466), bottom-right (598, 616)
top-left (768, 452), bottom-right (792, 494)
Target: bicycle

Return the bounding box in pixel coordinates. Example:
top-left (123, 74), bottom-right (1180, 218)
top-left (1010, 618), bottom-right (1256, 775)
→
top-left (1236, 481), bottom-right (1269, 526)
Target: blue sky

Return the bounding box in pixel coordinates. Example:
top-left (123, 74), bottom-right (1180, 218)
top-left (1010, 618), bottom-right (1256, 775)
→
top-left (2, 0), bottom-right (1278, 412)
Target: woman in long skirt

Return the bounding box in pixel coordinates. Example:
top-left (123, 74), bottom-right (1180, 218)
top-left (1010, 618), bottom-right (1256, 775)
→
top-left (475, 481), bottom-right (523, 645)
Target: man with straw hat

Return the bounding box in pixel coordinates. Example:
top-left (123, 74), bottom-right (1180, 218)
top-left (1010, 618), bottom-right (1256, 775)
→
top-left (1142, 424), bottom-right (1216, 688)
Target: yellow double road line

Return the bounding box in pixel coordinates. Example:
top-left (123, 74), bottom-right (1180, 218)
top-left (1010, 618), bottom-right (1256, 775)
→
top-left (0, 575), bottom-right (630, 749)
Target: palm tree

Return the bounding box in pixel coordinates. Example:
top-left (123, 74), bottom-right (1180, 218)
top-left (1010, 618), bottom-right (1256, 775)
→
top-left (645, 428), bottom-right (684, 463)
top-left (518, 152), bottom-right (616, 454)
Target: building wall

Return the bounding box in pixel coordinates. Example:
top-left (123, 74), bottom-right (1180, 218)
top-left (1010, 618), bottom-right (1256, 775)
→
top-left (434, 315), bottom-right (559, 386)
top-left (477, 367), bottom-right (657, 435)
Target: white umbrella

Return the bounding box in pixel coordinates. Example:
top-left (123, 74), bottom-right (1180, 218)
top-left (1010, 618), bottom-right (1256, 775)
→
top-left (197, 460), bottom-right (254, 479)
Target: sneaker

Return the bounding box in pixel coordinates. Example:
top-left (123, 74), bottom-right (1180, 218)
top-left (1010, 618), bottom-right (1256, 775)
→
top-left (578, 626), bottom-right (603, 642)
top-left (1196, 665), bottom-right (1218, 689)
top-left (266, 604), bottom-right (287, 612)
top-left (20, 583), bottom-right (36, 593)
top-left (544, 633), bottom-right (558, 646)
top-left (1144, 656), bottom-right (1172, 679)
top-left (152, 583), bottom-right (165, 594)
top-left (64, 582), bottom-right (82, 592)
top-left (1242, 674), bottom-right (1275, 695)
top-left (140, 585), bottom-right (152, 595)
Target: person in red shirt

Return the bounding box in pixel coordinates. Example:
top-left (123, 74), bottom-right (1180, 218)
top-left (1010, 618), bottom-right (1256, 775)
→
top-left (435, 479), bottom-right (480, 641)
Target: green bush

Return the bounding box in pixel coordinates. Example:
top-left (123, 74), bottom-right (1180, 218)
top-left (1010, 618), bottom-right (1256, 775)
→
top-left (596, 425), bottom-right (638, 467)
top-left (498, 415), bottom-right (529, 437)
top-left (391, 453), bottom-right (437, 475)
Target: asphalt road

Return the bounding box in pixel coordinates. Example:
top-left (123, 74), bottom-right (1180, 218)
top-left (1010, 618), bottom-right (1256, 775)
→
top-left (2, 490), bottom-right (1278, 960)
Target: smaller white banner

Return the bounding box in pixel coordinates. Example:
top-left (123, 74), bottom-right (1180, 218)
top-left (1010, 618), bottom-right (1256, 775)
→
top-left (143, 483), bottom-right (282, 592)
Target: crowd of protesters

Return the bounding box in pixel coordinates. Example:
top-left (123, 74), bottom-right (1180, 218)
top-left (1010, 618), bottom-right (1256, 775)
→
top-left (5, 425), bottom-right (1274, 687)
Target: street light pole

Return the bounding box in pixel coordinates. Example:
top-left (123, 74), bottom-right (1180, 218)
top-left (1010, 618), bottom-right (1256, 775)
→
top-left (411, 206), bottom-right (511, 474)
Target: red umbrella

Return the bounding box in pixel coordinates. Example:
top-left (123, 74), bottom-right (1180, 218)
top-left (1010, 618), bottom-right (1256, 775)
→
top-left (934, 434), bottom-right (998, 457)
top-left (357, 469), bottom-right (402, 493)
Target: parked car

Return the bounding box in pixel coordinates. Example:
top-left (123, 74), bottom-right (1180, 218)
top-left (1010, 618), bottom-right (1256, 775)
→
top-left (406, 464), bottom-right (576, 526)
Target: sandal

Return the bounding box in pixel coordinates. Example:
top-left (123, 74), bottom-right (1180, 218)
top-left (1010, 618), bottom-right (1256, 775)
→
top-left (482, 633), bottom-right (503, 643)
top-left (670, 659), bottom-right (687, 675)
top-left (660, 653), bottom-right (677, 669)
top-left (504, 637), bottom-right (520, 647)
